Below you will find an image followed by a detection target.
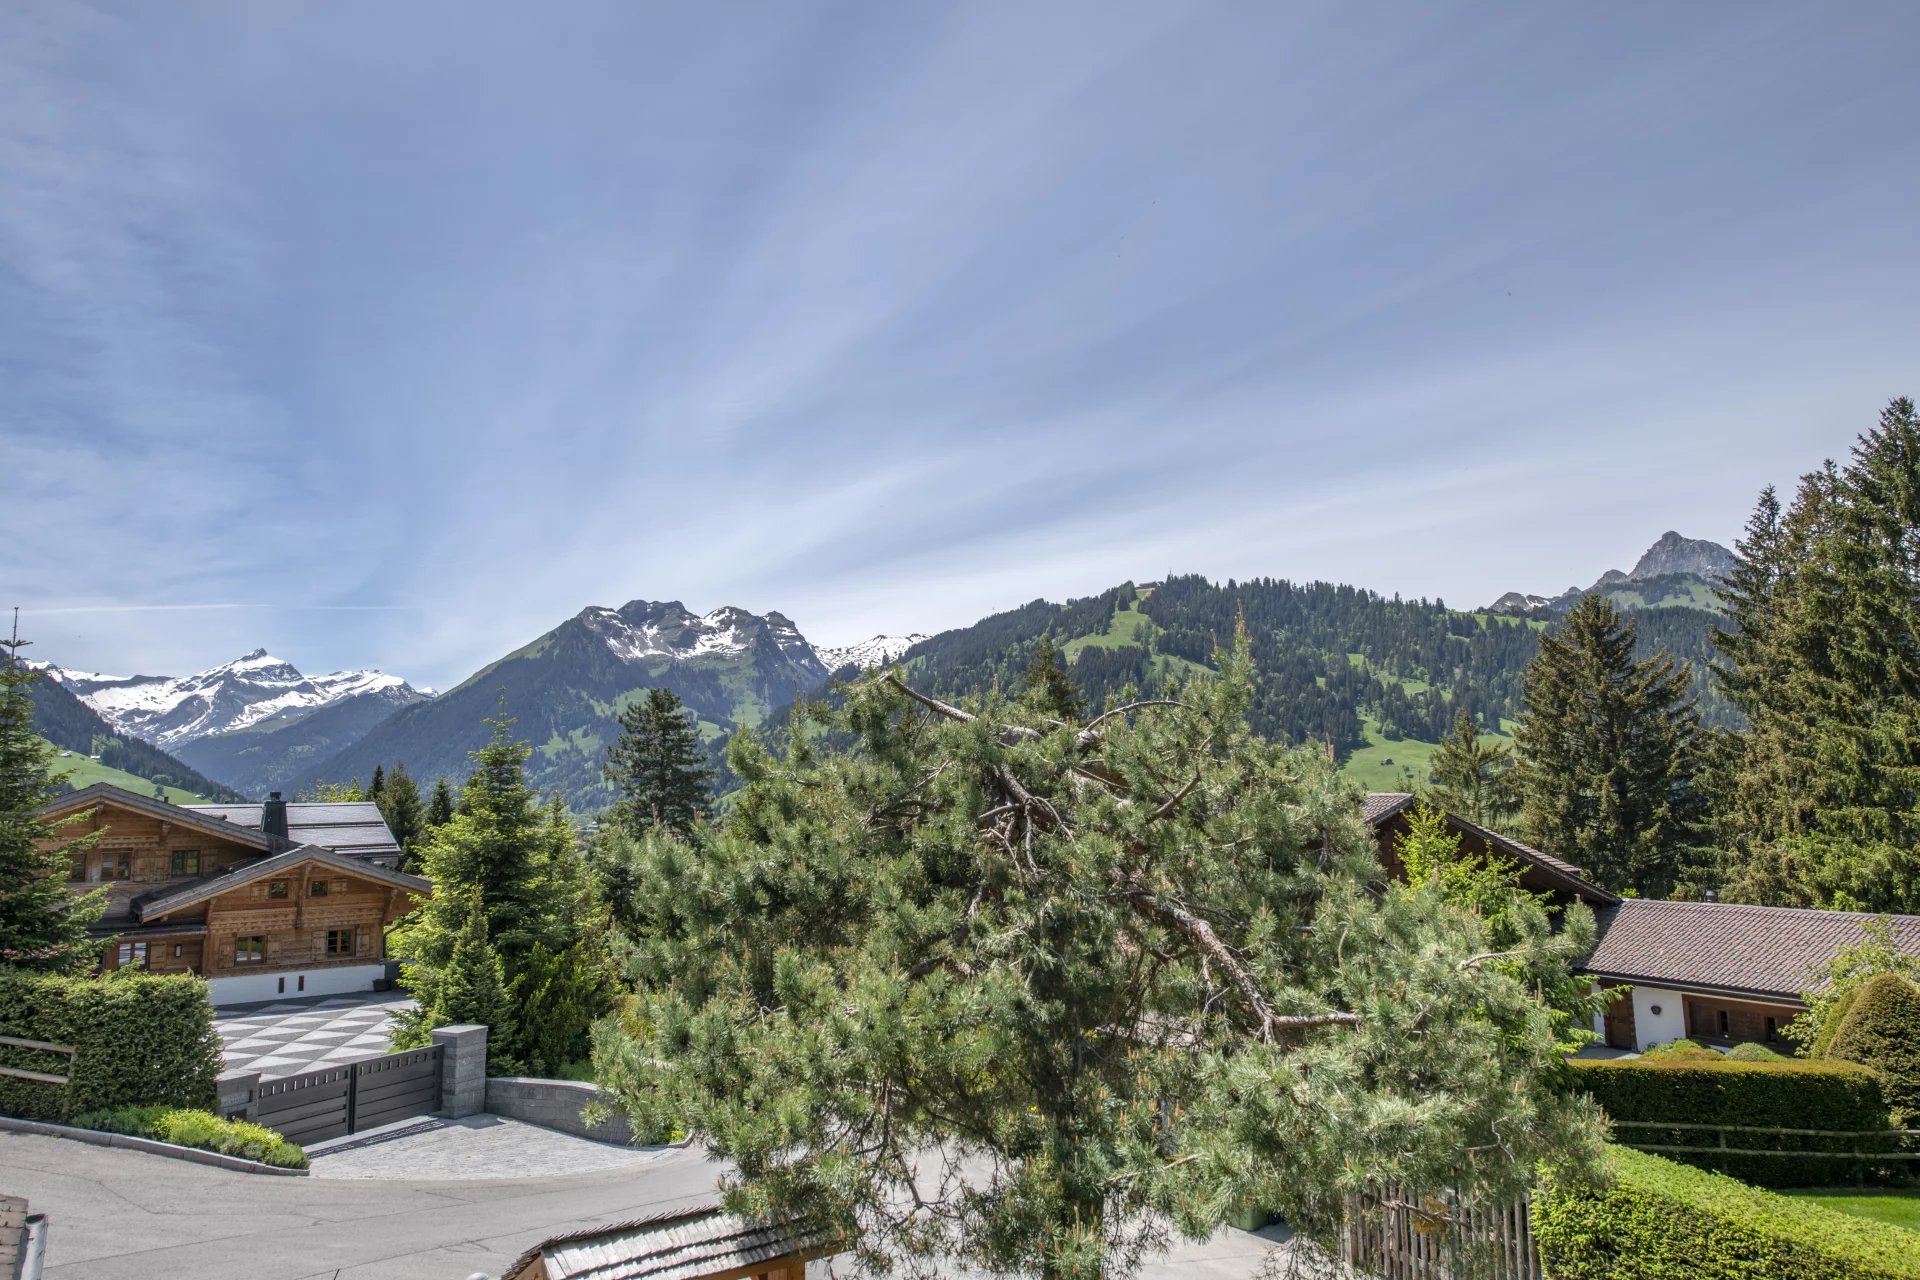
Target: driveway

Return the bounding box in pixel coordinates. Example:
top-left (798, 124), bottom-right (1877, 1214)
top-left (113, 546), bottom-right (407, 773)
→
top-left (215, 990), bottom-right (413, 1079)
top-left (0, 1130), bottom-right (1304, 1279)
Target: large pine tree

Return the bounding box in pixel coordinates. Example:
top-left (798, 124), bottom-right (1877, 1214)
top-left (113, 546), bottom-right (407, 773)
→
top-left (1715, 398), bottom-right (1920, 910)
top-left (1425, 709), bottom-right (1520, 827)
top-left (603, 688), bottom-right (712, 837)
top-left (374, 762), bottom-right (426, 871)
top-left (1515, 594), bottom-right (1706, 896)
top-left (0, 622), bottom-right (106, 972)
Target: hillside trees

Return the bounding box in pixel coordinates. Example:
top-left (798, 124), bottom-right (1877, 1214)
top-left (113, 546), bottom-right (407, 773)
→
top-left (394, 709), bottom-right (612, 1073)
top-left (1515, 595), bottom-right (1707, 897)
top-left (604, 688), bottom-right (713, 838)
top-left (0, 625), bottom-right (106, 972)
top-left (426, 777), bottom-right (456, 828)
top-left (593, 632), bottom-right (1602, 1279)
top-left (374, 762), bottom-right (426, 870)
top-left (1426, 710), bottom-right (1520, 826)
top-left (1714, 399), bottom-right (1920, 911)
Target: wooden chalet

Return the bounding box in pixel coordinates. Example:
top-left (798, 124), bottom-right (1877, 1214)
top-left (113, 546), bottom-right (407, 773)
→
top-left (39, 783), bottom-right (429, 1005)
top-left (502, 1203), bottom-right (834, 1280)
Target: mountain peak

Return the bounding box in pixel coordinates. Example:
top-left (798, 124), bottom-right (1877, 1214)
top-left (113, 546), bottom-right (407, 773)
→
top-left (1628, 531), bottom-right (1736, 584)
top-left (1487, 531), bottom-right (1735, 616)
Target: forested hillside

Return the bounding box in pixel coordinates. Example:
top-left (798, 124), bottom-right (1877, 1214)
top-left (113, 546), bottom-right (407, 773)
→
top-left (28, 673), bottom-right (242, 801)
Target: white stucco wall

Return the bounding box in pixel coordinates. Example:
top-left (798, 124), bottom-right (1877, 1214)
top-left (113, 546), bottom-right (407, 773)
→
top-left (207, 963), bottom-right (385, 1006)
top-left (1630, 984), bottom-right (1688, 1050)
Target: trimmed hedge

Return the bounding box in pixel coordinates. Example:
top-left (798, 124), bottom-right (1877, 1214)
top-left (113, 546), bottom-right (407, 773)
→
top-left (0, 969), bottom-right (222, 1122)
top-left (1536, 1146), bottom-right (1920, 1280)
top-left (1724, 1042), bottom-right (1790, 1063)
top-left (1827, 974), bottom-right (1920, 1127)
top-left (1571, 1056), bottom-right (1897, 1187)
top-left (72, 1105), bottom-right (309, 1170)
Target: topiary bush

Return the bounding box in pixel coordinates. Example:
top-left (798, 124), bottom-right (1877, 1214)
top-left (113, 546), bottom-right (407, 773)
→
top-left (0, 969), bottom-right (222, 1122)
top-left (71, 1105), bottom-right (308, 1170)
top-left (1535, 1146), bottom-right (1920, 1280)
top-left (1826, 973), bottom-right (1920, 1128)
top-left (1808, 983), bottom-right (1863, 1059)
top-left (1724, 1042), bottom-right (1789, 1063)
top-left (1638, 1039), bottom-right (1723, 1063)
top-left (1570, 1057), bottom-right (1898, 1186)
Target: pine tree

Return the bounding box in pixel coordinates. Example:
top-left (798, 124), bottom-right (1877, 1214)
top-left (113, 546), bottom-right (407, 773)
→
top-left (426, 778), bottom-right (456, 829)
top-left (1515, 594), bottom-right (1706, 896)
top-left (1715, 399), bottom-right (1920, 910)
top-left (375, 763), bottom-right (426, 872)
top-left (369, 764), bottom-right (385, 798)
top-left (0, 618), bottom-right (107, 972)
top-left (430, 891), bottom-right (518, 1072)
top-left (1020, 634), bottom-right (1085, 722)
top-left (594, 632), bottom-right (1602, 1277)
top-left (603, 688), bottom-right (712, 837)
top-left (1425, 709), bottom-right (1519, 827)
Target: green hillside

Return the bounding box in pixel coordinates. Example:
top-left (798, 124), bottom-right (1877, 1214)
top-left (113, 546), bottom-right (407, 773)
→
top-left (44, 739), bottom-right (214, 803)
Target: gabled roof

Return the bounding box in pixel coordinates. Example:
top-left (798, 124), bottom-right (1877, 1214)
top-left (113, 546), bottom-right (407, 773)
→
top-left (503, 1203), bottom-right (834, 1280)
top-left (132, 843), bottom-right (430, 920)
top-left (40, 783), bottom-right (280, 851)
top-left (1362, 792), bottom-right (1618, 905)
top-left (1580, 898), bottom-right (1920, 1002)
top-left (187, 800), bottom-right (401, 862)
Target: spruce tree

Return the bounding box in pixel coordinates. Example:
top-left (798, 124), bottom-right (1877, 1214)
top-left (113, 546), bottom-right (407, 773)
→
top-left (1715, 399), bottom-right (1920, 910)
top-left (375, 763), bottom-right (426, 871)
top-left (426, 778), bottom-right (456, 829)
top-left (603, 688), bottom-right (712, 837)
top-left (0, 620), bottom-right (106, 972)
top-left (594, 632), bottom-right (1602, 1277)
top-left (1425, 709), bottom-right (1519, 827)
top-left (1515, 594), bottom-right (1706, 896)
top-left (369, 764), bottom-right (385, 798)
top-left (1020, 633), bottom-right (1085, 722)
top-left (430, 891), bottom-right (518, 1072)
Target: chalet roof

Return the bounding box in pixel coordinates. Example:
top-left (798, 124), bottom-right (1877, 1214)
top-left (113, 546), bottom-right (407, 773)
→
top-left (40, 784), bottom-right (280, 852)
top-left (1580, 898), bottom-right (1920, 1002)
top-left (1362, 792), bottom-right (1618, 905)
top-left (503, 1203), bottom-right (834, 1280)
top-left (132, 844), bottom-right (430, 920)
top-left (186, 800), bottom-right (401, 862)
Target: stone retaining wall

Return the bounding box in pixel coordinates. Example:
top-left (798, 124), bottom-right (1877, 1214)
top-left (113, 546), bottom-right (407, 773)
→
top-left (483, 1076), bottom-right (633, 1144)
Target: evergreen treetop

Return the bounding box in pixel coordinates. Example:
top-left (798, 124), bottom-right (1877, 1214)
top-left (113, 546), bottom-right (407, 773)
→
top-left (603, 687), bottom-right (712, 837)
top-left (1425, 709), bottom-right (1520, 828)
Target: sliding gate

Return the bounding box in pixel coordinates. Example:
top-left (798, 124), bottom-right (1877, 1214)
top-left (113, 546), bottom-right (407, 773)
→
top-left (252, 1044), bottom-right (442, 1145)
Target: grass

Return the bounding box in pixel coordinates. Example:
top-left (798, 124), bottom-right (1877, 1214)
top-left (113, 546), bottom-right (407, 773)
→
top-left (1781, 1189), bottom-right (1920, 1233)
top-left (1338, 716), bottom-right (1514, 794)
top-left (1061, 604), bottom-right (1155, 659)
top-left (46, 740), bottom-right (210, 804)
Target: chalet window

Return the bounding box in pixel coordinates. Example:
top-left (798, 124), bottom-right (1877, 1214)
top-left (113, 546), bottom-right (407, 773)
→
top-left (309, 879), bottom-right (330, 898)
top-left (101, 852), bottom-right (131, 880)
top-left (68, 856), bottom-right (86, 882)
top-left (1765, 1016), bottom-right (1778, 1042)
top-left (117, 942), bottom-right (148, 969)
top-left (234, 935), bottom-right (266, 964)
top-left (268, 880), bottom-right (289, 899)
top-left (171, 849), bottom-right (201, 876)
top-left (172, 944), bottom-right (184, 958)
top-left (1718, 1010), bottom-right (1731, 1039)
top-left (325, 928), bottom-right (355, 956)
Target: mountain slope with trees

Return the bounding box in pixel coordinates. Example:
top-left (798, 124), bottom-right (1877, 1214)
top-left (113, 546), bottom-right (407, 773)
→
top-left (27, 669), bottom-right (242, 802)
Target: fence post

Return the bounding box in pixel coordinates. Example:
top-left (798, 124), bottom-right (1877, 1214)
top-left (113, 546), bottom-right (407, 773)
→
top-left (216, 1069), bottom-right (261, 1123)
top-left (432, 1024), bottom-right (488, 1119)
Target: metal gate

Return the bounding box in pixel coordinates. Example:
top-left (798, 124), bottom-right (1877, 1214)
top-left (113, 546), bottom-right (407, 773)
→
top-left (253, 1044), bottom-right (442, 1145)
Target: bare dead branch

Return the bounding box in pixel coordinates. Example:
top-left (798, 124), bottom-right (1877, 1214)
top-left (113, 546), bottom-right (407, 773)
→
top-left (1081, 699), bottom-right (1185, 735)
top-left (1457, 948), bottom-right (1531, 971)
top-left (1149, 770), bottom-right (1203, 822)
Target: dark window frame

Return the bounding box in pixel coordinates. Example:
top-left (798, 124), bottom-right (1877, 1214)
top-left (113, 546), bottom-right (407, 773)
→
top-left (171, 848), bottom-right (201, 877)
top-left (234, 935), bottom-right (267, 964)
top-left (308, 878), bottom-right (330, 898)
top-left (325, 928), bottom-right (355, 956)
top-left (267, 880), bottom-right (289, 899)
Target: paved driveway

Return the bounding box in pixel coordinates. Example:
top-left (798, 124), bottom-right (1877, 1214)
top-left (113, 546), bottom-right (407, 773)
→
top-left (216, 991), bottom-right (413, 1079)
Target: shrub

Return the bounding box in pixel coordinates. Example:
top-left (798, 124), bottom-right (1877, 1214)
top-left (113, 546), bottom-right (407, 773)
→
top-left (1638, 1039), bottom-right (1722, 1063)
top-left (1725, 1042), bottom-right (1789, 1063)
top-left (1826, 973), bottom-right (1920, 1127)
top-left (1570, 1056), bottom-right (1897, 1186)
top-left (1535, 1146), bottom-right (1920, 1280)
top-left (1808, 983), bottom-right (1862, 1059)
top-left (72, 1105), bottom-right (309, 1170)
top-left (0, 970), bottom-right (222, 1122)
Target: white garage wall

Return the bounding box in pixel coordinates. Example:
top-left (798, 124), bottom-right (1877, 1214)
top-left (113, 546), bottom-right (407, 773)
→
top-left (1630, 984), bottom-right (1688, 1050)
top-left (207, 963), bottom-right (385, 1006)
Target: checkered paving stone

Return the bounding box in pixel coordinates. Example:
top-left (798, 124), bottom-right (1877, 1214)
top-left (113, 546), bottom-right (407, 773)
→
top-left (216, 991), bottom-right (417, 1079)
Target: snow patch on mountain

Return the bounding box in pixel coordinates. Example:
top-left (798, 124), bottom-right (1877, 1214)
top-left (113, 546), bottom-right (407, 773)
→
top-left (45, 648), bottom-right (431, 748)
top-left (815, 634), bottom-right (930, 671)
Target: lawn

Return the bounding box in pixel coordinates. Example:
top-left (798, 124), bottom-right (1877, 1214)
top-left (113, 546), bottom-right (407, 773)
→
top-left (1061, 603), bottom-right (1155, 659)
top-left (47, 742), bottom-right (211, 804)
top-left (1781, 1189), bottom-right (1920, 1233)
top-left (1339, 716), bottom-right (1515, 793)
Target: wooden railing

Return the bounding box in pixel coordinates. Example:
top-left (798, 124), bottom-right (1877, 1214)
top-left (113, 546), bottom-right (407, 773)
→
top-left (1342, 1188), bottom-right (1540, 1280)
top-left (0, 1035), bottom-right (75, 1087)
top-left (1610, 1119), bottom-right (1920, 1160)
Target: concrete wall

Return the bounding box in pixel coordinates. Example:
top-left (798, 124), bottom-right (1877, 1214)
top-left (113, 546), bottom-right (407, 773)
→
top-left (207, 962), bottom-right (385, 1005)
top-left (485, 1077), bottom-right (634, 1145)
top-left (1630, 984), bottom-right (1688, 1050)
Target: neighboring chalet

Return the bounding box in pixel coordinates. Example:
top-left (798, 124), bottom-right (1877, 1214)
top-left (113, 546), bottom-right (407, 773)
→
top-left (1361, 792), bottom-right (1920, 1054)
top-left (502, 1203), bottom-right (833, 1280)
top-left (40, 783), bottom-right (429, 1005)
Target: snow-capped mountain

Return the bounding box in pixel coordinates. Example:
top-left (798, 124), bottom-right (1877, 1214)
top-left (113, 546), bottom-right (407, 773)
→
top-left (815, 634), bottom-right (930, 672)
top-left (45, 649), bottom-right (433, 749)
top-left (576, 601), bottom-right (824, 675)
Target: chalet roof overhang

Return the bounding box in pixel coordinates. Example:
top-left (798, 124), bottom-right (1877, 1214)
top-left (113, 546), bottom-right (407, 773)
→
top-left (39, 783), bottom-right (280, 852)
top-left (1362, 792), bottom-right (1620, 906)
top-left (1579, 968), bottom-right (1810, 1007)
top-left (134, 843), bottom-right (431, 921)
top-left (502, 1201), bottom-right (837, 1280)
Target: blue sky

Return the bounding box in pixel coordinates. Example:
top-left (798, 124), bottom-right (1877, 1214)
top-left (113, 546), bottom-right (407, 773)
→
top-left (3, 2), bottom-right (1917, 690)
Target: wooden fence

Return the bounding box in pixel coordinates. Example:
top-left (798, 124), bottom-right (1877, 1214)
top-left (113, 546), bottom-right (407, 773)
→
top-left (1610, 1119), bottom-right (1920, 1162)
top-left (0, 1035), bottom-right (74, 1087)
top-left (1341, 1188), bottom-right (1540, 1280)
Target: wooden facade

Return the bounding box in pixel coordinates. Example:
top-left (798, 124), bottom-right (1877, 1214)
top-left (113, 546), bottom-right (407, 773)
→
top-left (39, 785), bottom-right (427, 989)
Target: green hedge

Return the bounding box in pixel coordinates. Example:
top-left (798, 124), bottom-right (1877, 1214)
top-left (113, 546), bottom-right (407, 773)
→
top-left (0, 970), bottom-right (222, 1122)
top-left (71, 1105), bottom-right (308, 1170)
top-left (1827, 974), bottom-right (1920, 1128)
top-left (1570, 1057), bottom-right (1897, 1187)
top-left (1535, 1146), bottom-right (1920, 1280)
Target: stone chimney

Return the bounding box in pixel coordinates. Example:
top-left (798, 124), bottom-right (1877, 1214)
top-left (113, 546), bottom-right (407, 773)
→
top-left (263, 792), bottom-right (290, 840)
